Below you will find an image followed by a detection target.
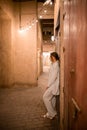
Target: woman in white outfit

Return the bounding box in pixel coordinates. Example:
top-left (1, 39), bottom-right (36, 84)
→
top-left (43, 52), bottom-right (60, 119)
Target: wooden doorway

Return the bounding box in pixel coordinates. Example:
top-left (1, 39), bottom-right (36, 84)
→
top-left (63, 0), bottom-right (87, 130)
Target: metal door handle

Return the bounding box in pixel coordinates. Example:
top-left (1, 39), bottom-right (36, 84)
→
top-left (72, 98), bottom-right (81, 119)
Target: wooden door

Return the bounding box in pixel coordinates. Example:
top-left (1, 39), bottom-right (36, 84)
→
top-left (63, 0), bottom-right (87, 130)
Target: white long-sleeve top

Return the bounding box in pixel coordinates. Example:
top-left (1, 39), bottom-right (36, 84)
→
top-left (48, 61), bottom-right (60, 95)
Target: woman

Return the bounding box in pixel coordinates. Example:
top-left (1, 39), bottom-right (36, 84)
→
top-left (43, 52), bottom-right (60, 119)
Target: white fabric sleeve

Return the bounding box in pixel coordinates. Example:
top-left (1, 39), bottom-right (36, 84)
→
top-left (48, 64), bottom-right (59, 87)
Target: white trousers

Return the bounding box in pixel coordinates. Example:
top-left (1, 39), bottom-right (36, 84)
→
top-left (43, 88), bottom-right (57, 117)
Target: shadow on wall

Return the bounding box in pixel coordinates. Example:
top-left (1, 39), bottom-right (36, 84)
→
top-left (0, 8), bottom-right (11, 87)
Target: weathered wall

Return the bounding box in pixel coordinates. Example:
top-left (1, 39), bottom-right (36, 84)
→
top-left (0, 0), bottom-right (38, 87)
top-left (13, 1), bottom-right (38, 86)
top-left (63, 0), bottom-right (87, 130)
top-left (0, 0), bottom-right (14, 87)
top-left (54, 0), bottom-right (64, 130)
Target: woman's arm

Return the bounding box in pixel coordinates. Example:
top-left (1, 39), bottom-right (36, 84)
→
top-left (48, 64), bottom-right (59, 87)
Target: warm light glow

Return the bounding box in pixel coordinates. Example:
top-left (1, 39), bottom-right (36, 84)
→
top-left (36, 19), bottom-right (38, 23)
top-left (50, 1), bottom-right (53, 5)
top-left (39, 15), bottom-right (42, 19)
top-left (51, 35), bottom-right (55, 41)
top-left (43, 52), bottom-right (50, 57)
top-left (18, 26), bottom-right (30, 33)
top-left (18, 28), bottom-right (26, 33)
top-left (26, 27), bottom-right (29, 31)
top-left (18, 0), bottom-right (53, 31)
top-left (32, 23), bottom-right (34, 26)
top-left (18, 0), bottom-right (53, 30)
top-left (44, 10), bottom-right (47, 13)
top-left (29, 25), bottom-right (32, 29)
top-left (43, 52), bottom-right (51, 66)
top-left (43, 0), bottom-right (51, 6)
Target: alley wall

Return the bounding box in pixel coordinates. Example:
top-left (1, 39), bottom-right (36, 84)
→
top-left (0, 0), bottom-right (38, 87)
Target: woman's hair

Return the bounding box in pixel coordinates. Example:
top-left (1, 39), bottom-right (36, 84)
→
top-left (50, 52), bottom-right (60, 61)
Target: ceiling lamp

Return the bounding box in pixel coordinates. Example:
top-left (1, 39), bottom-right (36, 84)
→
top-left (44, 10), bottom-right (47, 13)
top-left (43, 0), bottom-right (51, 6)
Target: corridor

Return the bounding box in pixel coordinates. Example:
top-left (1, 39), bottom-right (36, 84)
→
top-left (0, 0), bottom-right (87, 130)
top-left (0, 71), bottom-right (59, 130)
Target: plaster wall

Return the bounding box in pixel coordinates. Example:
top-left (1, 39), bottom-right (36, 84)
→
top-left (0, 0), bottom-right (14, 87)
top-left (13, 1), bottom-right (38, 86)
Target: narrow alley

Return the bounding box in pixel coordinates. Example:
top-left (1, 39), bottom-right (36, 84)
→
top-left (0, 0), bottom-right (87, 130)
top-left (0, 70), bottom-right (59, 130)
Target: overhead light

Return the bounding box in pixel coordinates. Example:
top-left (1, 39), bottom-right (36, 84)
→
top-left (18, 27), bottom-right (25, 33)
top-left (43, 0), bottom-right (51, 6)
top-left (51, 35), bottom-right (55, 41)
top-left (36, 19), bottom-right (38, 23)
top-left (39, 15), bottom-right (42, 19)
top-left (44, 10), bottom-right (47, 13)
top-left (50, 1), bottom-right (53, 5)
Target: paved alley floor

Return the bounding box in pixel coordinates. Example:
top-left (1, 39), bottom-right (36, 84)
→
top-left (0, 70), bottom-right (59, 130)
